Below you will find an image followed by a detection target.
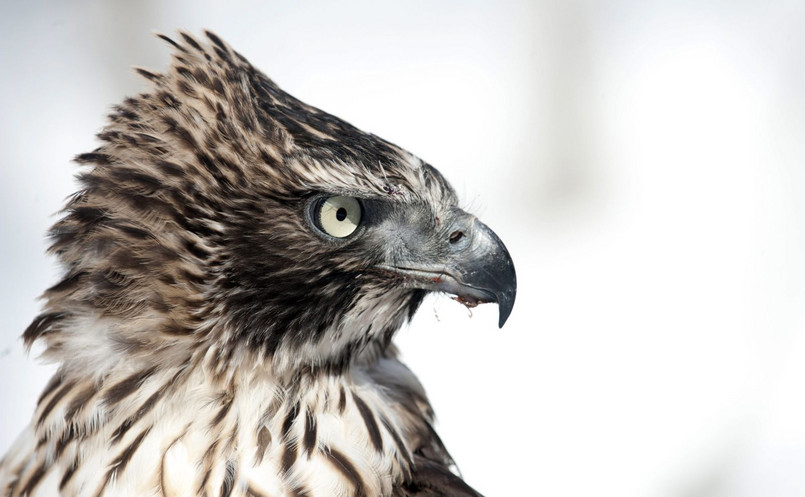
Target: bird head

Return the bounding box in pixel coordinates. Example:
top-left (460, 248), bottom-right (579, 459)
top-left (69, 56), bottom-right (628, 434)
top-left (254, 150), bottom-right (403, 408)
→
top-left (31, 32), bottom-right (516, 376)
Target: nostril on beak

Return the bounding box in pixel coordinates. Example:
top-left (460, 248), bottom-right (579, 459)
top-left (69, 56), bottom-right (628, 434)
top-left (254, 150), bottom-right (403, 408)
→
top-left (448, 230), bottom-right (465, 244)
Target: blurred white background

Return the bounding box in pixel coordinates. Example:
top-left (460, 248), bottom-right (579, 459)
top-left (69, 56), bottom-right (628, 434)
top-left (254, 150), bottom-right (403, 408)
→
top-left (2, 1), bottom-right (804, 496)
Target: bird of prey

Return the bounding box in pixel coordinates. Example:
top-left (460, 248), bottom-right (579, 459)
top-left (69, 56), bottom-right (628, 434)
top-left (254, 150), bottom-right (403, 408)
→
top-left (0, 31), bottom-right (516, 497)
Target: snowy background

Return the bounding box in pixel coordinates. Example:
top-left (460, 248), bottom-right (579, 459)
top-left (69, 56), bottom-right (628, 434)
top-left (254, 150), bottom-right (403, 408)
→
top-left (2, 1), bottom-right (805, 496)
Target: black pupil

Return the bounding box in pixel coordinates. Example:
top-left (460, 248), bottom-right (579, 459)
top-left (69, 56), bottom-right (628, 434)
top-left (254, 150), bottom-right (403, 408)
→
top-left (336, 207), bottom-right (348, 221)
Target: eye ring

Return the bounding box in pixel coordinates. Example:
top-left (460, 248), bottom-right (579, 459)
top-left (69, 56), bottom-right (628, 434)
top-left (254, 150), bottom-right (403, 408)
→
top-left (311, 196), bottom-right (363, 238)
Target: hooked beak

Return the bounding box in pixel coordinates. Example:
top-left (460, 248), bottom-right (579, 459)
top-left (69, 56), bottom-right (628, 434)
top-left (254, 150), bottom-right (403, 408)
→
top-left (380, 215), bottom-right (516, 328)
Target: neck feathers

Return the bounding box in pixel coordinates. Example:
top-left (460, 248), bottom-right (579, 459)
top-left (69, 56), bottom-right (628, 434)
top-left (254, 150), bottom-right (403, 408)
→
top-left (5, 337), bottom-right (441, 497)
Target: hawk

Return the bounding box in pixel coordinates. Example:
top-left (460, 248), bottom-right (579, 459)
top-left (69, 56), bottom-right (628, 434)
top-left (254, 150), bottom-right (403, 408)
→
top-left (0, 31), bottom-right (516, 497)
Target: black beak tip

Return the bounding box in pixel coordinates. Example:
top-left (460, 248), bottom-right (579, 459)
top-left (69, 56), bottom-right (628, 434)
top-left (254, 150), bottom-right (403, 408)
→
top-left (497, 287), bottom-right (516, 328)
top-left (476, 222), bottom-right (516, 329)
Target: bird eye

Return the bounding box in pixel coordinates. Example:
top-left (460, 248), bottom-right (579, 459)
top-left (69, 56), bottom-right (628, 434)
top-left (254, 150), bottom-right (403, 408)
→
top-left (315, 196), bottom-right (362, 238)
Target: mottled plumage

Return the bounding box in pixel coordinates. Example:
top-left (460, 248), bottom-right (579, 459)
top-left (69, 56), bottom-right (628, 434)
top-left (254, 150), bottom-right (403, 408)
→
top-left (0, 31), bottom-right (515, 497)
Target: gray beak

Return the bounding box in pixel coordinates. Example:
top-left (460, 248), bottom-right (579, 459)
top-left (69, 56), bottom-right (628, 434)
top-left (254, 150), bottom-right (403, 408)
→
top-left (450, 219), bottom-right (516, 327)
top-left (381, 212), bottom-right (517, 328)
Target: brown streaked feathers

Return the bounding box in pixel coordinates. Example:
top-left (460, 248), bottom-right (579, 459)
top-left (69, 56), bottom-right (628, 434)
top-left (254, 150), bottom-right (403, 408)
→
top-left (0, 31), bottom-right (516, 497)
